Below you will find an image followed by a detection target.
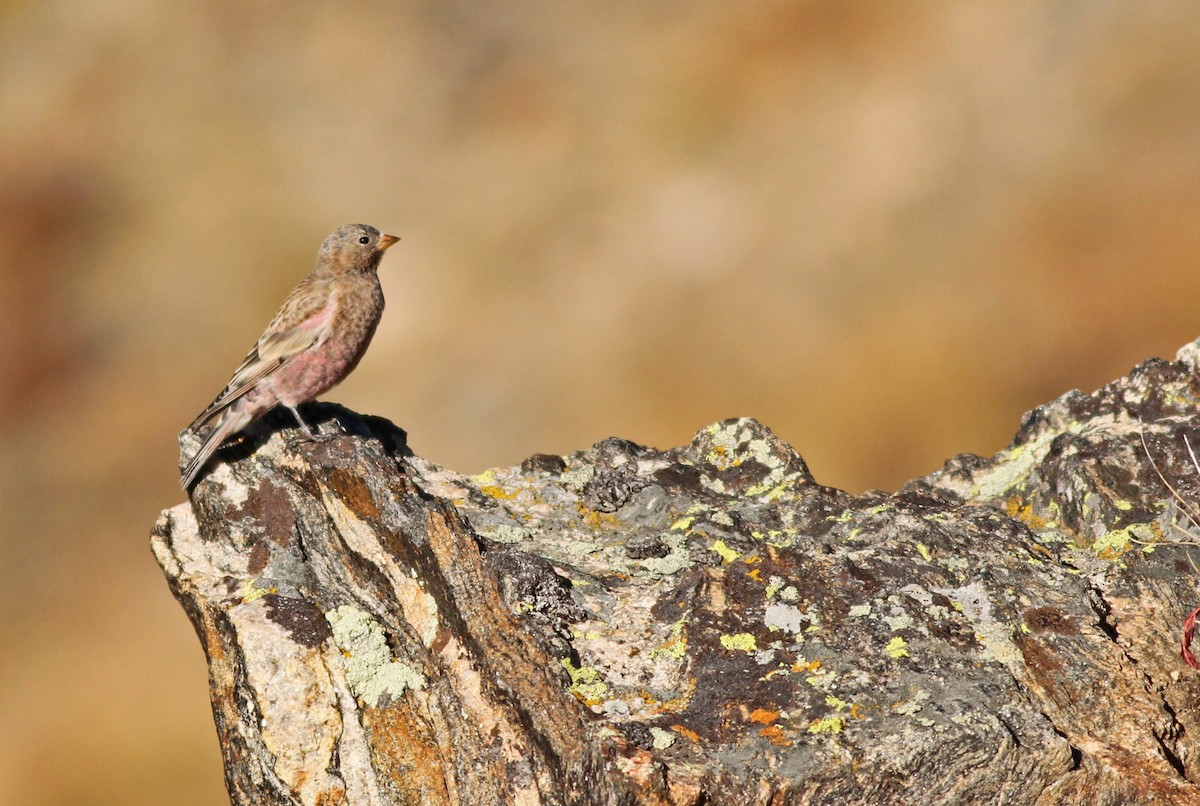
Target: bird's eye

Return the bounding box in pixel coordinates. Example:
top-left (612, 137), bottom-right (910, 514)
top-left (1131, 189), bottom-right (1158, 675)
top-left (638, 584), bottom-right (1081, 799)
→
top-left (358, 236), bottom-right (370, 245)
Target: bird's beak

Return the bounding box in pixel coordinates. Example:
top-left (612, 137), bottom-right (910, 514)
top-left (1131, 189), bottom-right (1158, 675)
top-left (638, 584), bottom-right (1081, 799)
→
top-left (379, 234), bottom-right (400, 251)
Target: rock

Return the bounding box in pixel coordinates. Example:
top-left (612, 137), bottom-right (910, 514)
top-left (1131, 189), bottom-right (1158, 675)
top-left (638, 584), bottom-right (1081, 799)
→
top-left (152, 342), bottom-right (1200, 804)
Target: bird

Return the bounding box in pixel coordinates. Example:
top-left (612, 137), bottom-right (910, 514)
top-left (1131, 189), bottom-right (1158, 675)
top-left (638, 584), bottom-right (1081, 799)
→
top-left (180, 223), bottom-right (399, 489)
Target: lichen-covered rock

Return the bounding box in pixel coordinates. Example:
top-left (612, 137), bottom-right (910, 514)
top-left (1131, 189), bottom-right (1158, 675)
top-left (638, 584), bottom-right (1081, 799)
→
top-left (153, 340), bottom-right (1200, 805)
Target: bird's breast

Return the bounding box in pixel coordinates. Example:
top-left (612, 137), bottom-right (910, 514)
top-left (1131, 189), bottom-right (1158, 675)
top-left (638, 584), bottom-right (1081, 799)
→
top-left (269, 277), bottom-right (384, 406)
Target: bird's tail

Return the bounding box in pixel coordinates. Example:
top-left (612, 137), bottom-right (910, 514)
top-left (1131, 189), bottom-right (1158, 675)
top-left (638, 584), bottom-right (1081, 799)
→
top-left (180, 406), bottom-right (251, 490)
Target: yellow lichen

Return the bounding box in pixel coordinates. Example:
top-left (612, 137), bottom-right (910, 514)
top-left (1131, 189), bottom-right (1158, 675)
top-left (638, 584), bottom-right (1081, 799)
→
top-left (719, 632), bottom-right (758, 652)
top-left (479, 485), bottom-right (519, 500)
top-left (561, 658), bottom-right (609, 704)
top-left (711, 540), bottom-right (741, 564)
top-left (807, 716), bottom-right (844, 734)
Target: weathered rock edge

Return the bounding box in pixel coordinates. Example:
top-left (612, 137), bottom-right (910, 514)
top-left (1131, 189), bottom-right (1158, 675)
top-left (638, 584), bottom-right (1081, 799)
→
top-left (152, 340), bottom-right (1200, 805)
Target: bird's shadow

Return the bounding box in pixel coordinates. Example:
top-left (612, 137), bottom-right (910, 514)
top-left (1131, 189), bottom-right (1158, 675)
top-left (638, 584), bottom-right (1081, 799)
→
top-left (187, 402), bottom-right (413, 489)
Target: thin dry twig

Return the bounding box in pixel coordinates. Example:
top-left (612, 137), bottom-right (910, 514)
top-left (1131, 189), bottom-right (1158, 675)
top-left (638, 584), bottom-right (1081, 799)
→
top-left (1139, 422), bottom-right (1200, 668)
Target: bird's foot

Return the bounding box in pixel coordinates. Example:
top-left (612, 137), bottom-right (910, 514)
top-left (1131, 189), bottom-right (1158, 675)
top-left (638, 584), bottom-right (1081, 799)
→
top-left (286, 404), bottom-right (321, 439)
top-left (285, 404), bottom-right (346, 441)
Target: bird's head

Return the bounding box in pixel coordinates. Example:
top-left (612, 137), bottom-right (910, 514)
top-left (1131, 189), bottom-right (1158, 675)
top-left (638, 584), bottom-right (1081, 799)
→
top-left (320, 224), bottom-right (400, 274)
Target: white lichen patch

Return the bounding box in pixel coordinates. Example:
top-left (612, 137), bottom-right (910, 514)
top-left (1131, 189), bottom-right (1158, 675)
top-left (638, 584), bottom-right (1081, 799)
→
top-left (325, 605), bottom-right (426, 707)
top-left (765, 603), bottom-right (806, 634)
top-left (933, 581), bottom-right (1022, 667)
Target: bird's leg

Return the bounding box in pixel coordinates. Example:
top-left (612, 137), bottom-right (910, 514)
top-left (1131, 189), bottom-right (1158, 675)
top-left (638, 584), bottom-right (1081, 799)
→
top-left (285, 404), bottom-right (320, 439)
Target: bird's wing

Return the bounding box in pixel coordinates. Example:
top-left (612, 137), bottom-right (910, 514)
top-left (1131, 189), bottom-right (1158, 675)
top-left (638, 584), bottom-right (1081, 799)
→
top-left (187, 278), bottom-right (336, 431)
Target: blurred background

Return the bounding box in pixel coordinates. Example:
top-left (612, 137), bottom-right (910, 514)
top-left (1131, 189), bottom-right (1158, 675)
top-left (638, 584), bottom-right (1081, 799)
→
top-left (3, 1), bottom-right (1200, 803)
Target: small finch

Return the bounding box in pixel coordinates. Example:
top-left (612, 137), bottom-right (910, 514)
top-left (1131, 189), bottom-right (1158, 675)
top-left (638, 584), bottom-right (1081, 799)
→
top-left (180, 224), bottom-right (399, 489)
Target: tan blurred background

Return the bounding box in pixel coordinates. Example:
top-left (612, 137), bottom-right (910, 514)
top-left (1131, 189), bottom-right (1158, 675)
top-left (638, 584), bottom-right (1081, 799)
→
top-left (3, 1), bottom-right (1200, 803)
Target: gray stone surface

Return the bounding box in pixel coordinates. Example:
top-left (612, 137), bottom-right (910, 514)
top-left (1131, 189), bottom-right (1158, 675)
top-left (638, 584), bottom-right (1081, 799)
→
top-left (153, 340), bottom-right (1200, 804)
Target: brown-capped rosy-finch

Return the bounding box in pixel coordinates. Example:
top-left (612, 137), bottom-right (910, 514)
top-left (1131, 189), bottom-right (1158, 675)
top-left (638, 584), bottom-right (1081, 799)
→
top-left (180, 224), bottom-right (399, 489)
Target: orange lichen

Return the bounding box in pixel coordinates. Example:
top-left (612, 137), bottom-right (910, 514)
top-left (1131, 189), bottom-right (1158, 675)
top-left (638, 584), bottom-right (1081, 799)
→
top-left (748, 708), bottom-right (778, 725)
top-left (1005, 497), bottom-right (1049, 529)
top-left (758, 724), bottom-right (792, 747)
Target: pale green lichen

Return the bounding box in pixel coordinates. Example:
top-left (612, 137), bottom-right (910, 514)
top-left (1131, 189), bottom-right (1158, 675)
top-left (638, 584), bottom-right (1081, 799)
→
top-left (649, 726), bottom-right (677, 749)
top-left (1091, 524), bottom-right (1155, 560)
top-left (804, 665), bottom-right (836, 690)
top-left (560, 463), bottom-right (596, 492)
top-left (848, 603), bottom-right (872, 618)
top-left (778, 585), bottom-right (799, 603)
top-left (640, 534), bottom-right (692, 577)
top-left (561, 658), bottom-right (609, 701)
top-left (916, 543), bottom-right (933, 562)
top-left (699, 421), bottom-right (755, 470)
top-left (824, 695), bottom-right (850, 711)
top-left (325, 605), bottom-right (426, 707)
top-left (481, 524), bottom-right (532, 544)
top-left (975, 622), bottom-right (1023, 666)
top-left (971, 421), bottom-right (1083, 499)
top-left (746, 469), bottom-right (803, 499)
top-left (893, 689), bottom-right (929, 716)
top-left (720, 632), bottom-right (758, 652)
top-left (765, 576), bottom-right (786, 600)
top-left (884, 636), bottom-right (909, 658)
top-left (648, 618), bottom-right (688, 660)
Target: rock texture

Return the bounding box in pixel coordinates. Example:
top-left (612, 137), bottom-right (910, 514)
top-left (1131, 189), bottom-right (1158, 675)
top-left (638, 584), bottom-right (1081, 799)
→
top-left (152, 341), bottom-right (1200, 805)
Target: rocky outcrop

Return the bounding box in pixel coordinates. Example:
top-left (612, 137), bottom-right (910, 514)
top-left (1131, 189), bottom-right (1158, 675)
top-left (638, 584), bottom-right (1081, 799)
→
top-left (151, 341), bottom-right (1200, 804)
